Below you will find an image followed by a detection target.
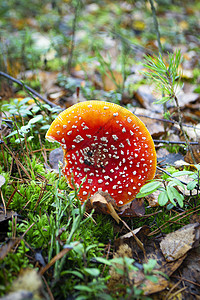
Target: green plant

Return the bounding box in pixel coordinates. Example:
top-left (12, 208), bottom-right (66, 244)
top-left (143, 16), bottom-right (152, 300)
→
top-left (136, 166), bottom-right (200, 208)
top-left (2, 97), bottom-right (61, 145)
top-left (0, 240), bottom-right (33, 294)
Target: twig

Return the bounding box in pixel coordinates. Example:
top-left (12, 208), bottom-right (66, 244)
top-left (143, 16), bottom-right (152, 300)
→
top-left (174, 95), bottom-right (196, 163)
top-left (135, 113), bottom-right (200, 130)
top-left (67, 0), bottom-right (81, 73)
top-left (156, 166), bottom-right (188, 186)
top-left (153, 139), bottom-right (198, 145)
top-left (149, 0), bottom-right (163, 55)
top-left (0, 71), bottom-right (59, 108)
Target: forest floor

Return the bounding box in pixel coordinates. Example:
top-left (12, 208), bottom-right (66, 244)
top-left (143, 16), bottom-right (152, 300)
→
top-left (0, 1), bottom-right (200, 299)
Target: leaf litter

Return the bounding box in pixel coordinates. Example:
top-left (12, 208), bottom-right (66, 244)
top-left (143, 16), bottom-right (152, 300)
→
top-left (0, 0), bottom-right (200, 299)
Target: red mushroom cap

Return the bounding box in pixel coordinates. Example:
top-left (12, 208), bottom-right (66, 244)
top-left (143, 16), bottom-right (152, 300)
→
top-left (46, 101), bottom-right (156, 206)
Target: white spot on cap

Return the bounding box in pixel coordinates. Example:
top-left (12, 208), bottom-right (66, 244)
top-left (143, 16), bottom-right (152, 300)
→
top-left (88, 104), bottom-right (92, 108)
top-left (101, 137), bottom-right (108, 142)
top-left (118, 200), bottom-right (123, 204)
top-left (98, 179), bottom-right (103, 183)
top-left (86, 134), bottom-right (92, 138)
top-left (113, 112), bottom-right (118, 117)
top-left (127, 117), bottom-right (132, 123)
top-left (112, 135), bottom-right (118, 141)
top-left (133, 171), bottom-right (137, 175)
top-left (61, 138), bottom-right (65, 143)
top-left (104, 106), bottom-right (109, 110)
top-left (126, 139), bottom-right (131, 146)
top-left (63, 125), bottom-right (67, 129)
top-left (57, 131), bottom-right (60, 135)
top-left (73, 135), bottom-right (84, 143)
top-left (122, 127), bottom-right (126, 133)
top-left (67, 131), bottom-right (72, 135)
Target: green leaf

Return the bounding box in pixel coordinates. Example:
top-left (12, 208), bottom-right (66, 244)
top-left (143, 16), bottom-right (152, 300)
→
top-left (145, 275), bottom-right (158, 283)
top-left (40, 125), bottom-right (50, 130)
top-left (166, 186), bottom-right (184, 207)
top-left (167, 178), bottom-right (185, 189)
top-left (187, 181), bottom-right (197, 190)
top-left (140, 181), bottom-right (161, 194)
top-left (158, 191), bottom-right (168, 206)
top-left (28, 114), bottom-right (43, 124)
top-left (95, 257), bottom-right (112, 266)
top-left (74, 285), bottom-right (93, 292)
top-left (83, 268), bottom-right (100, 277)
top-left (173, 171), bottom-right (193, 177)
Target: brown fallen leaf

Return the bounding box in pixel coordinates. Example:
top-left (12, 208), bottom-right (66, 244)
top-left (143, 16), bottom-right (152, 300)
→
top-left (175, 247), bottom-right (200, 298)
top-left (87, 191), bottom-right (120, 223)
top-left (184, 123), bottom-right (200, 164)
top-left (108, 243), bottom-right (186, 296)
top-left (160, 223), bottom-right (200, 262)
top-left (102, 70), bottom-right (123, 91)
top-left (118, 198), bottom-right (145, 217)
top-left (48, 147), bottom-right (64, 172)
top-left (114, 225), bottom-right (150, 250)
top-left (0, 238), bottom-right (21, 260)
top-left (0, 208), bottom-right (17, 223)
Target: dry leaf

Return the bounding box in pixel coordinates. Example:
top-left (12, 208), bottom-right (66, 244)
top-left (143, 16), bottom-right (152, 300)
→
top-left (48, 147), bottom-right (64, 172)
top-left (102, 70), bottom-right (123, 91)
top-left (114, 225), bottom-right (150, 250)
top-left (118, 198), bottom-right (145, 217)
top-left (87, 191), bottom-right (120, 223)
top-left (0, 238), bottom-right (21, 260)
top-left (160, 223), bottom-right (200, 262)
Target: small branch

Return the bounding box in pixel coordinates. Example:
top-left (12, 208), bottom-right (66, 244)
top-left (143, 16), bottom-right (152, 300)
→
top-left (149, 0), bottom-right (163, 55)
top-left (156, 166), bottom-right (188, 186)
top-left (153, 140), bottom-right (198, 145)
top-left (174, 95), bottom-right (196, 164)
top-left (0, 71), bottom-right (59, 108)
top-left (67, 0), bottom-right (81, 73)
top-left (135, 113), bottom-right (200, 130)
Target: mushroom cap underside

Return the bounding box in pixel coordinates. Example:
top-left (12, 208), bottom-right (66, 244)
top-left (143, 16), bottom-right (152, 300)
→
top-left (46, 100), bottom-right (157, 206)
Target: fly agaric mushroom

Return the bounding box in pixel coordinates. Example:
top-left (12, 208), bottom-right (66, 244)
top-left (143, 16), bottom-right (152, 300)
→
top-left (46, 101), bottom-right (156, 206)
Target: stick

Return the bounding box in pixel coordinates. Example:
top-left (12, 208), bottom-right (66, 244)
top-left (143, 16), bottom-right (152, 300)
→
top-left (0, 71), bottom-right (59, 108)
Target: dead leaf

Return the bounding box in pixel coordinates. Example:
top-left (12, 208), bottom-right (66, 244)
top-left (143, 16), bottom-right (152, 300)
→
top-left (160, 223), bottom-right (200, 262)
top-left (131, 107), bottom-right (164, 136)
top-left (177, 174), bottom-right (198, 196)
top-left (114, 225), bottom-right (150, 250)
top-left (176, 247), bottom-right (200, 298)
top-left (102, 70), bottom-right (123, 91)
top-left (146, 190), bottom-right (160, 207)
top-left (48, 147), bottom-right (64, 172)
top-left (0, 209), bottom-right (17, 223)
top-left (87, 192), bottom-right (120, 223)
top-left (0, 238), bottom-right (21, 260)
top-left (118, 198), bottom-right (145, 217)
